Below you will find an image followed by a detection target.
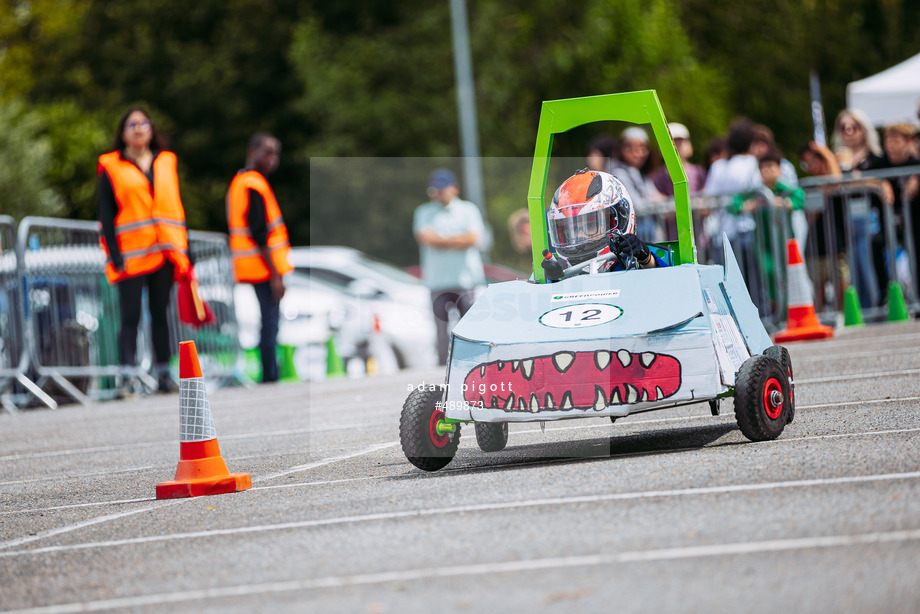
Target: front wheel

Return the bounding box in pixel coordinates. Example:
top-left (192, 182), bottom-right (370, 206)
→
top-left (474, 422), bottom-right (508, 452)
top-left (399, 385), bottom-right (460, 471)
top-left (734, 354), bottom-right (790, 442)
top-left (763, 345), bottom-right (794, 423)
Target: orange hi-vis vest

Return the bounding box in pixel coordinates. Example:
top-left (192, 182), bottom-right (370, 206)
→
top-left (97, 151), bottom-right (191, 284)
top-left (226, 170), bottom-right (292, 283)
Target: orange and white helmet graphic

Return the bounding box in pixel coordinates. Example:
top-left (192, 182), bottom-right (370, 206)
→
top-left (547, 169), bottom-right (635, 264)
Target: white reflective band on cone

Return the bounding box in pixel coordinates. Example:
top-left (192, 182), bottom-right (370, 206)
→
top-left (178, 377), bottom-right (216, 442)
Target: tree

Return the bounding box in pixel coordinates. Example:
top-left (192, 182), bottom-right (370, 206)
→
top-left (0, 98), bottom-right (66, 219)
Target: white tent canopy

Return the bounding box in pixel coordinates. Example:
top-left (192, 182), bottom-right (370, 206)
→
top-left (847, 52), bottom-right (920, 127)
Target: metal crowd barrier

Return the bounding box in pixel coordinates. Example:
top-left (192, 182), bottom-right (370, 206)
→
top-left (799, 166), bottom-right (920, 321)
top-left (2, 216), bottom-right (242, 409)
top-left (1, 216), bottom-right (57, 413)
top-left (632, 165), bottom-right (920, 331)
top-left (634, 190), bottom-right (793, 332)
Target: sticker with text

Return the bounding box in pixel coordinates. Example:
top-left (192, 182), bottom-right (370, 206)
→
top-left (539, 303), bottom-right (623, 328)
top-left (550, 289), bottom-right (620, 302)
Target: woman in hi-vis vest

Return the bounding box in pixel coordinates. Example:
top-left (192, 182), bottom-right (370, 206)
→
top-left (97, 107), bottom-right (192, 394)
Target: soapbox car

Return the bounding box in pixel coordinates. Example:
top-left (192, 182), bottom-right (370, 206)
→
top-left (399, 91), bottom-right (794, 471)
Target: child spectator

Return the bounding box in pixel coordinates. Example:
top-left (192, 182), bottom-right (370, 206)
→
top-left (759, 149), bottom-right (807, 251)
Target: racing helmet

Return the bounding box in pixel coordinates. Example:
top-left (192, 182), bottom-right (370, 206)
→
top-left (547, 169), bottom-right (636, 264)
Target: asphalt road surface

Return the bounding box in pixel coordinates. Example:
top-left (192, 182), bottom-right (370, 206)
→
top-left (2, 321), bottom-right (919, 613)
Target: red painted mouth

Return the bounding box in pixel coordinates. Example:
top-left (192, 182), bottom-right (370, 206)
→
top-left (462, 350), bottom-right (682, 412)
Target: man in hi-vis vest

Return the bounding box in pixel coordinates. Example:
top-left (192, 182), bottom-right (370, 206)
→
top-left (227, 133), bottom-right (292, 383)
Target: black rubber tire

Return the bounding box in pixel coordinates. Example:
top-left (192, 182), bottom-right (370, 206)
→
top-left (399, 385), bottom-right (460, 471)
top-left (734, 354), bottom-right (790, 442)
top-left (474, 421), bottom-right (508, 452)
top-left (763, 345), bottom-right (795, 423)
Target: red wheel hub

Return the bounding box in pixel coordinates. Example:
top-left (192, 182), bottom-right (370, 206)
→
top-left (428, 407), bottom-right (449, 448)
top-left (762, 377), bottom-right (784, 420)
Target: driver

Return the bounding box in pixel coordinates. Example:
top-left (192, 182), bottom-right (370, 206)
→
top-left (542, 169), bottom-right (668, 280)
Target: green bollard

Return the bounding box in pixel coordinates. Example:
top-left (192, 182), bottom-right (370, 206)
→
top-left (277, 344), bottom-right (299, 382)
top-left (843, 286), bottom-right (864, 327)
top-left (325, 336), bottom-right (346, 378)
top-left (244, 347), bottom-right (262, 382)
top-left (887, 283), bottom-right (910, 322)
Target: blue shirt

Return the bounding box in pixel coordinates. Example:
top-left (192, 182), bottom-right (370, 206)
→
top-left (413, 198), bottom-right (486, 291)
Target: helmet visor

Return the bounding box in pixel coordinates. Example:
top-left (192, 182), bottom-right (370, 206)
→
top-left (548, 205), bottom-right (610, 251)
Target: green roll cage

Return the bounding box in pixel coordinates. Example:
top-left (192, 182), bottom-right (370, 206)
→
top-left (526, 90), bottom-right (698, 282)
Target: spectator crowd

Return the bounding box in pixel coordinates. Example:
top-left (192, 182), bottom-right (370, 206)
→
top-left (585, 106), bottom-right (920, 316)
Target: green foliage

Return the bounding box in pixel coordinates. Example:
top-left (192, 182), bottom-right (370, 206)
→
top-left (677, 0), bottom-right (920, 155)
top-left (0, 98), bottom-right (66, 218)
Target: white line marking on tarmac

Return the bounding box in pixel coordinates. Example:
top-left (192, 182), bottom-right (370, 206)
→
top-left (797, 368), bottom-right (920, 384)
top-left (0, 498), bottom-right (156, 517)
top-left (0, 423), bottom-right (384, 463)
top-left (803, 396), bottom-right (920, 409)
top-left (3, 471), bottom-right (918, 558)
top-left (6, 528), bottom-right (920, 613)
top-left (795, 347), bottom-right (920, 361)
top-left (253, 441), bottom-right (399, 482)
top-left (0, 443), bottom-right (395, 532)
top-left (793, 331), bottom-right (920, 351)
top-left (0, 502), bottom-right (180, 551)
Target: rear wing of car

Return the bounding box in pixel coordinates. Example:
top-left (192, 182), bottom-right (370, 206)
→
top-left (526, 90), bottom-right (697, 282)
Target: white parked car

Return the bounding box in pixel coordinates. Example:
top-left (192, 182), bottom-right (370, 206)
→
top-left (287, 246), bottom-right (437, 369)
top-left (234, 272), bottom-right (373, 380)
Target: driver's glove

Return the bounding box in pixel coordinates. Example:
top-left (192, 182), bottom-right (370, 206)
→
top-left (610, 233), bottom-right (650, 263)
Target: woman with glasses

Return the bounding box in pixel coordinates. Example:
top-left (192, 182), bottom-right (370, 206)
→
top-left (829, 108), bottom-right (885, 308)
top-left (832, 109), bottom-right (883, 172)
top-left (97, 107), bottom-right (192, 394)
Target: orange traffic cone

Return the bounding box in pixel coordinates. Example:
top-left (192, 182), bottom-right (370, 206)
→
top-left (774, 239), bottom-right (834, 343)
top-left (156, 341), bottom-right (251, 499)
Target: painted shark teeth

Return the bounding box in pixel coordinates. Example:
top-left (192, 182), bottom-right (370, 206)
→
top-left (544, 392), bottom-right (555, 410)
top-left (479, 395), bottom-right (485, 407)
top-left (552, 352), bottom-right (575, 373)
top-left (530, 393), bottom-right (540, 413)
top-left (625, 383), bottom-right (639, 403)
top-left (560, 391), bottom-right (573, 410)
top-left (656, 386), bottom-right (664, 401)
top-left (639, 352), bottom-right (657, 368)
top-left (640, 388), bottom-right (649, 402)
top-left (480, 365), bottom-right (486, 377)
top-left (491, 395), bottom-right (499, 408)
top-left (617, 350), bottom-right (632, 368)
top-left (594, 386), bottom-right (607, 411)
top-left (595, 350), bottom-right (611, 371)
top-left (511, 360), bottom-right (520, 373)
top-left (518, 396), bottom-right (527, 411)
top-left (521, 359), bottom-right (534, 380)
top-left (503, 394), bottom-right (514, 410)
top-left (610, 387), bottom-right (622, 404)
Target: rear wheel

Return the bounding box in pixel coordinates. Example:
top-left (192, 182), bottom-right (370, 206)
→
top-left (399, 385), bottom-right (460, 471)
top-left (734, 354), bottom-right (789, 442)
top-left (474, 422), bottom-right (508, 452)
top-left (763, 345), bottom-right (794, 423)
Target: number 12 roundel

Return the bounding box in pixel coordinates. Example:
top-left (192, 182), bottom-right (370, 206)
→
top-left (539, 303), bottom-right (623, 328)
